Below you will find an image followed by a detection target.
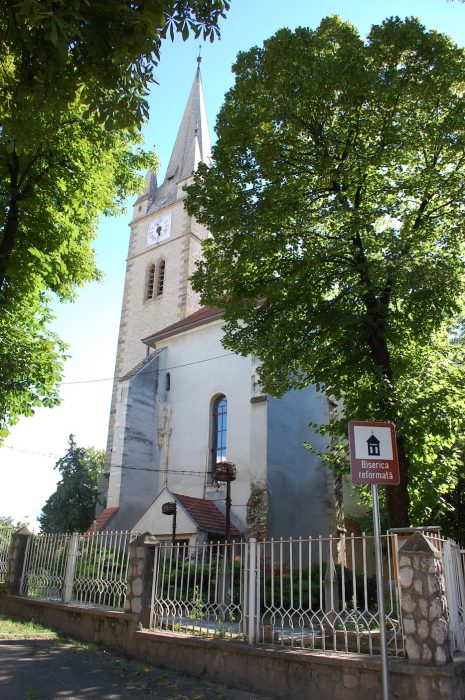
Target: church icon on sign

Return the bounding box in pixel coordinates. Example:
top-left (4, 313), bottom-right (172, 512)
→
top-left (367, 433), bottom-right (381, 456)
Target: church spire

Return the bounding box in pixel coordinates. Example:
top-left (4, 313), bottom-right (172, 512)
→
top-left (163, 58), bottom-right (212, 184)
top-left (146, 58), bottom-right (212, 213)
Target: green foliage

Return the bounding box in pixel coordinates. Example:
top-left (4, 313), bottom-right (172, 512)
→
top-left (38, 435), bottom-right (104, 533)
top-left (426, 443), bottom-right (465, 545)
top-left (0, 515), bottom-right (28, 530)
top-left (188, 585), bottom-right (206, 621)
top-left (0, 291), bottom-right (67, 437)
top-left (186, 16), bottom-right (465, 528)
top-left (0, 0), bottom-right (230, 131)
top-left (263, 564), bottom-right (377, 613)
top-left (0, 0), bottom-right (229, 439)
top-left (0, 613), bottom-right (58, 639)
top-left (263, 565), bottom-right (323, 612)
top-left (161, 560), bottom-right (241, 604)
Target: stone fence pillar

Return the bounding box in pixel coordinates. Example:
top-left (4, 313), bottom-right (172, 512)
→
top-left (4, 528), bottom-right (32, 596)
top-left (398, 531), bottom-right (452, 665)
top-left (124, 533), bottom-right (159, 628)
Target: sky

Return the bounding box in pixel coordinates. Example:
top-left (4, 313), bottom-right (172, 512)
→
top-left (1, 0), bottom-right (465, 530)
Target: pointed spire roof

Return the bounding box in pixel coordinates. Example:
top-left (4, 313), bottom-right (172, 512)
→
top-left (148, 60), bottom-right (212, 213)
top-left (165, 61), bottom-right (212, 181)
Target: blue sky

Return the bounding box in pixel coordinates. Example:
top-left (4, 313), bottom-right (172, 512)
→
top-left (1, 0), bottom-right (464, 528)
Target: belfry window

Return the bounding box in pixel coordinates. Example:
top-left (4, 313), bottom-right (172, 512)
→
top-left (212, 395), bottom-right (227, 465)
top-left (146, 263), bottom-right (156, 300)
top-left (156, 260), bottom-right (166, 296)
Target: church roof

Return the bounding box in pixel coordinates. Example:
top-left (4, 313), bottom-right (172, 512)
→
top-left (142, 306), bottom-right (224, 346)
top-left (173, 493), bottom-right (241, 536)
top-left (120, 350), bottom-right (163, 381)
top-left (85, 507), bottom-right (118, 534)
top-left (147, 61), bottom-right (212, 213)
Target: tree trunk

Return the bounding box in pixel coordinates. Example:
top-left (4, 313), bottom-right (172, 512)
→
top-left (0, 197), bottom-right (19, 295)
top-left (363, 302), bottom-right (411, 528)
top-left (385, 433), bottom-right (410, 528)
top-left (0, 155), bottom-right (20, 296)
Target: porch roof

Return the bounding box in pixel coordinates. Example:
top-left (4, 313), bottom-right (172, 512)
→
top-left (173, 493), bottom-right (240, 537)
top-left (86, 507), bottom-right (118, 534)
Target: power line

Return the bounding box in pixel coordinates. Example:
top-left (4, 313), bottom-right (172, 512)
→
top-left (2, 447), bottom-right (210, 476)
top-left (112, 464), bottom-right (207, 476)
top-left (2, 445), bottom-right (62, 459)
top-left (61, 351), bottom-right (236, 386)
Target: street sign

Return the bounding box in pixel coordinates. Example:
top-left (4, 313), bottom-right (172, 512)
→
top-left (348, 420), bottom-right (399, 700)
top-left (348, 421), bottom-right (400, 485)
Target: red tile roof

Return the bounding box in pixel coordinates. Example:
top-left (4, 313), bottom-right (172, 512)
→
top-left (173, 493), bottom-right (241, 537)
top-left (142, 307), bottom-right (224, 345)
top-left (85, 507), bottom-right (118, 534)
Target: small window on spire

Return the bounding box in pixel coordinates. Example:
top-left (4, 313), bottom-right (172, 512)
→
top-left (156, 260), bottom-right (166, 296)
top-left (146, 264), bottom-right (155, 301)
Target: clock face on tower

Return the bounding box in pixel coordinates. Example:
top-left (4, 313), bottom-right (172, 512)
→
top-left (147, 211), bottom-right (172, 247)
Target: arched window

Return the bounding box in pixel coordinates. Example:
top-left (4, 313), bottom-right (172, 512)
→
top-left (212, 395), bottom-right (227, 465)
top-left (156, 259), bottom-right (166, 296)
top-left (145, 263), bottom-right (155, 300)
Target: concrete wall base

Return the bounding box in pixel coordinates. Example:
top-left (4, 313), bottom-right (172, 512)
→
top-left (1, 595), bottom-right (465, 700)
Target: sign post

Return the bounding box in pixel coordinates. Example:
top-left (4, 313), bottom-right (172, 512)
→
top-left (348, 421), bottom-right (399, 700)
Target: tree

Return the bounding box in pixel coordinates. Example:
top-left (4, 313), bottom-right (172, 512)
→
top-left (39, 435), bottom-right (104, 533)
top-left (186, 16), bottom-right (465, 528)
top-left (0, 100), bottom-right (154, 435)
top-left (0, 0), bottom-right (230, 438)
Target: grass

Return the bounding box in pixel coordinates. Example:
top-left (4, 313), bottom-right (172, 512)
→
top-left (0, 613), bottom-right (97, 651)
top-left (0, 613), bottom-right (58, 640)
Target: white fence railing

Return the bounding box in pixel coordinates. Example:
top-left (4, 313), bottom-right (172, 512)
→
top-left (19, 530), bottom-right (135, 609)
top-left (149, 534), bottom-right (404, 656)
top-left (151, 540), bottom-right (246, 640)
top-left (0, 528), bottom-right (14, 584)
top-left (420, 533), bottom-right (465, 654)
top-left (442, 540), bottom-right (465, 653)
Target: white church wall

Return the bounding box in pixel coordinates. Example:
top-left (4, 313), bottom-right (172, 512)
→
top-left (153, 320), bottom-right (262, 531)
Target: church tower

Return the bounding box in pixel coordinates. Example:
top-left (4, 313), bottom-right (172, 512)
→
top-left (100, 61), bottom-right (213, 521)
top-left (115, 58), bottom-right (212, 380)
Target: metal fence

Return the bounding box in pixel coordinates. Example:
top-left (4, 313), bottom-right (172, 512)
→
top-left (439, 538), bottom-right (465, 653)
top-left (149, 534), bottom-right (404, 656)
top-left (420, 532), bottom-right (465, 653)
top-left (10, 527), bottom-right (464, 658)
top-left (151, 540), bottom-right (247, 640)
top-left (20, 530), bottom-right (135, 609)
top-left (0, 528), bottom-right (14, 584)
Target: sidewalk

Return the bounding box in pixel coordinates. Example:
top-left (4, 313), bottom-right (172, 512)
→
top-left (0, 638), bottom-right (275, 700)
